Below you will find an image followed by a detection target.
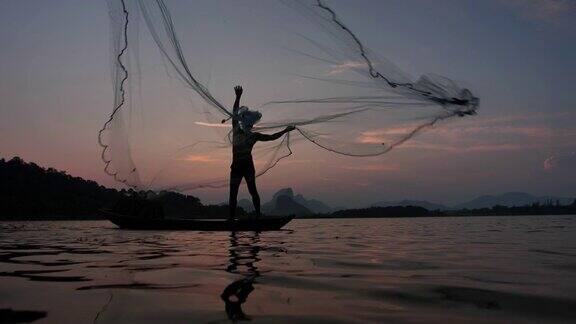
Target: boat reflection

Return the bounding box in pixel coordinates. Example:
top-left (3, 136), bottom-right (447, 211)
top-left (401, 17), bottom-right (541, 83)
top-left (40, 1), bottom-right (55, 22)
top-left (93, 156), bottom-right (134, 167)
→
top-left (220, 231), bottom-right (261, 321)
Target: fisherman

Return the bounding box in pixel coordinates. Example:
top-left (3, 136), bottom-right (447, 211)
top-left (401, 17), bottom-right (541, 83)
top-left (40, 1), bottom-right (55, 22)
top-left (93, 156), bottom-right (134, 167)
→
top-left (229, 86), bottom-right (295, 220)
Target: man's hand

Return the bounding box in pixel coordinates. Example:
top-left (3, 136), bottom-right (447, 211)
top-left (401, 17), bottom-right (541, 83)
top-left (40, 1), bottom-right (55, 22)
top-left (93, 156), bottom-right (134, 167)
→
top-left (257, 126), bottom-right (297, 142)
top-left (234, 85), bottom-right (243, 97)
top-left (233, 85), bottom-right (242, 112)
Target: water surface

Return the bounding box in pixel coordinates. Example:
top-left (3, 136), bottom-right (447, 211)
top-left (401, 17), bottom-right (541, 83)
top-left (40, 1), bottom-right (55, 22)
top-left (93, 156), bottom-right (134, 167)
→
top-left (1, 216), bottom-right (575, 323)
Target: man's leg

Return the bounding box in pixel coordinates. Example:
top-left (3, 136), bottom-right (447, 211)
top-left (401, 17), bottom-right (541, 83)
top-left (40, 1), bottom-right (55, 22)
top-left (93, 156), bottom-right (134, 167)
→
top-left (229, 173), bottom-right (242, 220)
top-left (245, 175), bottom-right (261, 217)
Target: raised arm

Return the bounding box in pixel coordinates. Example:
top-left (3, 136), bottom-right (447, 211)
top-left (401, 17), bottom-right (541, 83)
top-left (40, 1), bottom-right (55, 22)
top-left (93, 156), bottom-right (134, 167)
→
top-left (255, 126), bottom-right (296, 142)
top-left (233, 85), bottom-right (243, 127)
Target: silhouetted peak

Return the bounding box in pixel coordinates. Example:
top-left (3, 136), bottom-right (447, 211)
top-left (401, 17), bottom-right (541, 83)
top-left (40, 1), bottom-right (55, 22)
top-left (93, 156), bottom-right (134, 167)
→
top-left (276, 195), bottom-right (293, 204)
top-left (238, 199), bottom-right (254, 212)
top-left (273, 188), bottom-right (294, 199)
top-left (264, 188), bottom-right (332, 214)
top-left (271, 195), bottom-right (312, 216)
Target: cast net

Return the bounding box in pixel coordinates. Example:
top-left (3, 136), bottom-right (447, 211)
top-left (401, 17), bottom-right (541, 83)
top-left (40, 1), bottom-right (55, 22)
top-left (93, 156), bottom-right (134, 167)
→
top-left (100, 0), bottom-right (479, 192)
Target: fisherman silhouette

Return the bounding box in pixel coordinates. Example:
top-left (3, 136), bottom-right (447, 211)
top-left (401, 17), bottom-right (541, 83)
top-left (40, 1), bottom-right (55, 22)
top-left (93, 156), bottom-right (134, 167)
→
top-left (229, 85), bottom-right (295, 220)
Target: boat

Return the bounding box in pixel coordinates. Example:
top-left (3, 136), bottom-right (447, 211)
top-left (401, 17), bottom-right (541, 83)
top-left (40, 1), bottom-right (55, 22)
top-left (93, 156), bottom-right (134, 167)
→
top-left (102, 209), bottom-right (294, 231)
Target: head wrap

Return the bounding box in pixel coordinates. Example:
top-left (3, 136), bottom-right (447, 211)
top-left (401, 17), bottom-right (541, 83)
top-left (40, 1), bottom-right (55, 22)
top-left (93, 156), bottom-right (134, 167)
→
top-left (238, 106), bottom-right (262, 131)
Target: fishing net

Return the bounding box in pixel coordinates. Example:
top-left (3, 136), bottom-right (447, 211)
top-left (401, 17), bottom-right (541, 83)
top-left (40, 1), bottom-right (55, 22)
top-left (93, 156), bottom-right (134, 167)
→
top-left (100, 0), bottom-right (478, 192)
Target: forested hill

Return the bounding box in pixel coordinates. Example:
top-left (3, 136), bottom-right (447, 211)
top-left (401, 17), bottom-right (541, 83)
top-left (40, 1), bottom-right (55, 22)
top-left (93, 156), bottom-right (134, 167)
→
top-left (0, 157), bottom-right (126, 219)
top-left (0, 157), bottom-right (230, 220)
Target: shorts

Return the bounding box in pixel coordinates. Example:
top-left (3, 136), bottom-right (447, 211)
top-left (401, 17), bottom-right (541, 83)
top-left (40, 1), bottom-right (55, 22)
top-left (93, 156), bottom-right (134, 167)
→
top-left (230, 159), bottom-right (255, 180)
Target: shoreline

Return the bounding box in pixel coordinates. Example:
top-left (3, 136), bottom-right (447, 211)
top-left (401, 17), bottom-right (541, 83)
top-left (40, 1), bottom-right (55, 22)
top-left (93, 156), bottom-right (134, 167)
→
top-left (2, 213), bottom-right (574, 222)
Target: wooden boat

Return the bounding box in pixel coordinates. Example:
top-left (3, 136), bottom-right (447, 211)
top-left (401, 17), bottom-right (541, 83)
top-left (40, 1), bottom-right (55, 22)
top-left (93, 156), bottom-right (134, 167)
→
top-left (102, 209), bottom-right (294, 231)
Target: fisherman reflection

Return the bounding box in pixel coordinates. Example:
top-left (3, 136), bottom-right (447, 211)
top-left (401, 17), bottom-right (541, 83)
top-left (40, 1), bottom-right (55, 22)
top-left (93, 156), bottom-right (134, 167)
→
top-left (221, 231), bottom-right (261, 321)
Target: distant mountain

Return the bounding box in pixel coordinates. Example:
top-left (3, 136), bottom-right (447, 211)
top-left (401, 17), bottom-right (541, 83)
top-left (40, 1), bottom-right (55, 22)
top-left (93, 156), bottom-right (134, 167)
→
top-left (269, 195), bottom-right (312, 216)
top-left (371, 199), bottom-right (449, 211)
top-left (262, 188), bottom-right (331, 216)
top-left (455, 192), bottom-right (574, 209)
top-left (370, 193), bottom-right (574, 211)
top-left (237, 198), bottom-right (254, 212)
top-left (262, 188), bottom-right (295, 211)
top-left (293, 194), bottom-right (332, 214)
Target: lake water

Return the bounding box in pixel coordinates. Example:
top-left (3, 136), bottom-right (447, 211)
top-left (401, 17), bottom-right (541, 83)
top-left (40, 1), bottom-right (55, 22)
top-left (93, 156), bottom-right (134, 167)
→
top-left (1, 216), bottom-right (575, 323)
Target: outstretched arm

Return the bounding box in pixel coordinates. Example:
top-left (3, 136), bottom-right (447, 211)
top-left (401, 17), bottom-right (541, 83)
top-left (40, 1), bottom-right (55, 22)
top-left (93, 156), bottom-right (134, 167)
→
top-left (255, 126), bottom-right (296, 142)
top-left (232, 85), bottom-right (242, 127)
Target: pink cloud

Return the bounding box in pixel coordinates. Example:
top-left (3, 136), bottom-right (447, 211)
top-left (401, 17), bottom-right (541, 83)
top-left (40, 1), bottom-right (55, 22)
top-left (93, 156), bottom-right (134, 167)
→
top-left (357, 124), bottom-right (420, 144)
top-left (342, 163), bottom-right (400, 172)
top-left (179, 154), bottom-right (219, 163)
top-left (354, 113), bottom-right (576, 153)
top-left (401, 142), bottom-right (535, 152)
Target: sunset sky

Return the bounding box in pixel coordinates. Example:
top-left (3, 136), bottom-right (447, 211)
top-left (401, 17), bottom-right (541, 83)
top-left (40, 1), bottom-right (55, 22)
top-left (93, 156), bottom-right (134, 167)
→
top-left (1, 0), bottom-right (575, 207)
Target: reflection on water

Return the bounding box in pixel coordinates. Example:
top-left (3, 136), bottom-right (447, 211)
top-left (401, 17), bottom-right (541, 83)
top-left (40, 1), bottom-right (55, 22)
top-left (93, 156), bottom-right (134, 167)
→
top-left (222, 232), bottom-right (261, 321)
top-left (0, 216), bottom-right (576, 323)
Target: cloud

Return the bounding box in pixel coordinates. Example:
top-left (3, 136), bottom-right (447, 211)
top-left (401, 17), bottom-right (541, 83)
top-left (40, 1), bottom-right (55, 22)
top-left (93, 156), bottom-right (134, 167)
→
top-left (358, 125), bottom-right (419, 144)
top-left (401, 142), bottom-right (535, 152)
top-left (194, 121), bottom-right (231, 128)
top-left (357, 122), bottom-right (549, 150)
top-left (356, 112), bottom-right (576, 153)
top-left (178, 154), bottom-right (219, 163)
top-left (282, 159), bottom-right (326, 165)
top-left (342, 163), bottom-right (400, 172)
top-left (318, 176), bottom-right (340, 182)
top-left (543, 151), bottom-right (576, 171)
top-left (327, 61), bottom-right (366, 75)
top-left (503, 0), bottom-right (576, 25)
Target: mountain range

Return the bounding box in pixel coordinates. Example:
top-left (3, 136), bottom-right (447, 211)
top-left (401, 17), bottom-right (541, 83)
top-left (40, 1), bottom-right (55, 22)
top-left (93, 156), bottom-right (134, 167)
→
top-left (453, 192), bottom-right (574, 209)
top-left (371, 192), bottom-right (574, 211)
top-left (239, 188), bottom-right (332, 216)
top-left (244, 188), bottom-right (574, 216)
top-left (3, 156), bottom-right (573, 219)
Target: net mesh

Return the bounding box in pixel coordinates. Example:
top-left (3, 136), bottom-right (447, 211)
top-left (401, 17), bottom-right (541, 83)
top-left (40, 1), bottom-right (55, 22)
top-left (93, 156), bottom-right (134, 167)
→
top-left (100, 0), bottom-right (479, 192)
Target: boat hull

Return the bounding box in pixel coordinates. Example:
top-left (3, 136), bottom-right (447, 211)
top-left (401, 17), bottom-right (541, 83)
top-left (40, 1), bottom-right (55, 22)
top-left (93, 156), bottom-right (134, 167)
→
top-left (102, 210), bottom-right (294, 231)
